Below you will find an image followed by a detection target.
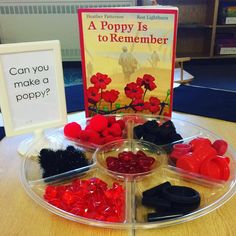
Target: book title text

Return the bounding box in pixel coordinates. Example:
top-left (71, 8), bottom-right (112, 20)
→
top-left (88, 21), bottom-right (168, 44)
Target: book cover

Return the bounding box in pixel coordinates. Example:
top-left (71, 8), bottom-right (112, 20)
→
top-left (78, 6), bottom-right (178, 117)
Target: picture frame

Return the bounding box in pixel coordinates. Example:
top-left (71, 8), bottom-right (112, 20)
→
top-left (0, 40), bottom-right (67, 136)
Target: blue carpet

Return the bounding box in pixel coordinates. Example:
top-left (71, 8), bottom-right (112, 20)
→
top-left (65, 85), bottom-right (84, 113)
top-left (185, 59), bottom-right (236, 91)
top-left (63, 62), bottom-right (84, 113)
top-left (173, 84), bottom-right (236, 122)
top-left (0, 127), bottom-right (5, 140)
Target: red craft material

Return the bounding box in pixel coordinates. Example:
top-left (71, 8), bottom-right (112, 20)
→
top-left (79, 129), bottom-right (101, 144)
top-left (212, 139), bottom-right (228, 156)
top-left (116, 119), bottom-right (126, 130)
top-left (170, 143), bottom-right (192, 162)
top-left (106, 150), bottom-right (155, 174)
top-left (189, 137), bottom-right (212, 151)
top-left (193, 145), bottom-right (217, 163)
top-left (173, 137), bottom-right (231, 181)
top-left (106, 116), bottom-right (117, 127)
top-left (176, 153), bottom-right (201, 173)
top-left (44, 177), bottom-right (125, 222)
top-left (108, 123), bottom-right (122, 137)
top-left (64, 122), bottom-right (82, 139)
top-left (64, 115), bottom-right (126, 146)
top-left (200, 156), bottom-right (230, 181)
top-left (89, 114), bottom-right (108, 132)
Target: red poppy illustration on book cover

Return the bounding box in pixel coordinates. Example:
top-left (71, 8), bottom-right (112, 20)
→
top-left (78, 7), bottom-right (178, 117)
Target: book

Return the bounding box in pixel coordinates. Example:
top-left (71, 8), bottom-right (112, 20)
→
top-left (218, 2), bottom-right (236, 24)
top-left (78, 6), bottom-right (178, 117)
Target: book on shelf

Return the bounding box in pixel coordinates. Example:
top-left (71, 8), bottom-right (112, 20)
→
top-left (78, 6), bottom-right (178, 117)
top-left (218, 2), bottom-right (236, 24)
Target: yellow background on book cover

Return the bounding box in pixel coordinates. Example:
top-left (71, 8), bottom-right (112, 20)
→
top-left (81, 10), bottom-right (176, 115)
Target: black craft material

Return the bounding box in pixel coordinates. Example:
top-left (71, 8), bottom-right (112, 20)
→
top-left (134, 120), bottom-right (183, 149)
top-left (141, 181), bottom-right (201, 222)
top-left (147, 211), bottom-right (184, 222)
top-left (142, 181), bottom-right (171, 198)
top-left (39, 145), bottom-right (90, 179)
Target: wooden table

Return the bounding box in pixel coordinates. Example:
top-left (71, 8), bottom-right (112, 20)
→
top-left (1, 112), bottom-right (236, 236)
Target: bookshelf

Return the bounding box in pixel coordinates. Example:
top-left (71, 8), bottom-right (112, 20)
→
top-left (158, 0), bottom-right (236, 59)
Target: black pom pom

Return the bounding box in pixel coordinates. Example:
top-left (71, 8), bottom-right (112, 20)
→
top-left (134, 119), bottom-right (183, 146)
top-left (142, 120), bottom-right (160, 134)
top-left (169, 133), bottom-right (183, 143)
top-left (143, 133), bottom-right (157, 143)
top-left (38, 145), bottom-right (89, 179)
top-left (133, 125), bottom-right (144, 139)
top-left (160, 120), bottom-right (176, 131)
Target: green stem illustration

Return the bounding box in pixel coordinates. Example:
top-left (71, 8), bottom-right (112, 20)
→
top-left (142, 88), bottom-right (148, 100)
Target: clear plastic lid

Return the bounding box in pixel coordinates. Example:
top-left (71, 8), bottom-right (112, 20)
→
top-left (20, 115), bottom-right (236, 229)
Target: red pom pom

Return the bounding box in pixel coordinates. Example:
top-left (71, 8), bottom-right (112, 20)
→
top-left (101, 128), bottom-right (109, 137)
top-left (104, 135), bottom-right (116, 143)
top-left (85, 124), bottom-right (92, 130)
top-left (64, 122), bottom-right (81, 139)
top-left (106, 116), bottom-right (117, 127)
top-left (89, 114), bottom-right (108, 132)
top-left (108, 123), bottom-right (122, 137)
top-left (116, 120), bottom-right (125, 130)
top-left (79, 130), bottom-right (90, 142)
top-left (80, 130), bottom-right (100, 144)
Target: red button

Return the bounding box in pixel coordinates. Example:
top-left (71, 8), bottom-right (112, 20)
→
top-left (170, 143), bottom-right (191, 162)
top-left (173, 143), bottom-right (191, 153)
top-left (176, 153), bottom-right (201, 173)
top-left (212, 139), bottom-right (228, 156)
top-left (190, 137), bottom-right (212, 151)
top-left (200, 156), bottom-right (230, 181)
top-left (193, 145), bottom-right (217, 163)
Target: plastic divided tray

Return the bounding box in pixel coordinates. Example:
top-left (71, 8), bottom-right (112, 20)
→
top-left (21, 115), bottom-right (236, 229)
